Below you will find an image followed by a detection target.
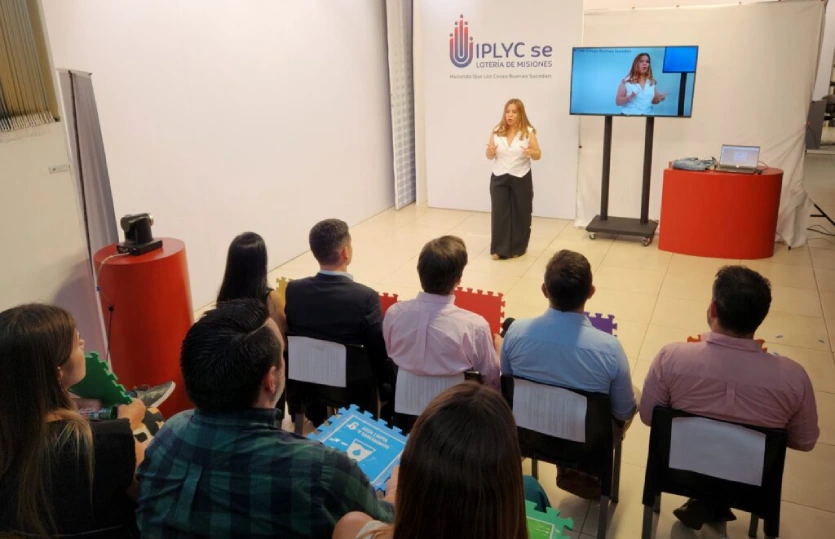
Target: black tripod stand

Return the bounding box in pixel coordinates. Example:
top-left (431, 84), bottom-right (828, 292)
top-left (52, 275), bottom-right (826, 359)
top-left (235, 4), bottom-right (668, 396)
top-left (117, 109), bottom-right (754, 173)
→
top-left (811, 202), bottom-right (835, 227)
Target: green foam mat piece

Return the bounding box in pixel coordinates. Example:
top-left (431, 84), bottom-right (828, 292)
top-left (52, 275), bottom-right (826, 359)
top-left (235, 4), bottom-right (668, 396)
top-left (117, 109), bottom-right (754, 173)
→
top-left (69, 352), bottom-right (132, 406)
top-left (526, 500), bottom-right (574, 539)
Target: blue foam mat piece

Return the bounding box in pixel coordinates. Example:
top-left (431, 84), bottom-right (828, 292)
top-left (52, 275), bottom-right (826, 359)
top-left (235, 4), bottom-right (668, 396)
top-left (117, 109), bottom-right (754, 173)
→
top-left (309, 405), bottom-right (407, 492)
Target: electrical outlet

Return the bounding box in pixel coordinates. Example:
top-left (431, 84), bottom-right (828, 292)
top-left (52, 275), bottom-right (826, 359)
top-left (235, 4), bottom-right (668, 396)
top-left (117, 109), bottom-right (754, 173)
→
top-left (49, 164), bottom-right (70, 173)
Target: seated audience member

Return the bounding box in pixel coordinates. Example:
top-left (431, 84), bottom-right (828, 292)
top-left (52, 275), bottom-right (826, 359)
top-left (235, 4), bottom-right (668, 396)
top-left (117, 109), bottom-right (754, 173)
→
top-left (500, 249), bottom-right (637, 498)
top-left (0, 304), bottom-right (145, 538)
top-left (641, 266), bottom-right (819, 530)
top-left (136, 299), bottom-right (393, 538)
top-left (285, 218), bottom-right (395, 423)
top-left (333, 382), bottom-right (550, 539)
top-left (217, 231), bottom-right (287, 336)
top-left (383, 235), bottom-right (501, 389)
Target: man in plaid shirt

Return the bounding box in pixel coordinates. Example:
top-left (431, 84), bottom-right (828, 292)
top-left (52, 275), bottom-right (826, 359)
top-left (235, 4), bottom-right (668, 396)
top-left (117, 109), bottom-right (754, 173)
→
top-left (136, 299), bottom-right (395, 538)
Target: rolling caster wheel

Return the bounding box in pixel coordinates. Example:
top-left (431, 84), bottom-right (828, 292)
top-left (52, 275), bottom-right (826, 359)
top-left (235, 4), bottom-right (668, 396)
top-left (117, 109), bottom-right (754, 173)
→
top-left (642, 237), bottom-right (652, 247)
top-left (589, 233), bottom-right (597, 240)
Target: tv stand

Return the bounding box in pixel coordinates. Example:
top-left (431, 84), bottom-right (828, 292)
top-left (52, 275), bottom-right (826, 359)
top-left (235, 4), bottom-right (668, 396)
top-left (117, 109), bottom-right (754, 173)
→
top-left (585, 115), bottom-right (658, 246)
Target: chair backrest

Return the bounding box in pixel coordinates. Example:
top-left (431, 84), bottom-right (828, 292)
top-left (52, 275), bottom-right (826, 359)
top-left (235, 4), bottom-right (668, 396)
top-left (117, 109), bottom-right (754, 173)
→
top-left (501, 375), bottom-right (615, 486)
top-left (643, 407), bottom-right (788, 531)
top-left (510, 377), bottom-right (588, 442)
top-left (287, 336), bottom-right (347, 387)
top-left (394, 370), bottom-right (466, 417)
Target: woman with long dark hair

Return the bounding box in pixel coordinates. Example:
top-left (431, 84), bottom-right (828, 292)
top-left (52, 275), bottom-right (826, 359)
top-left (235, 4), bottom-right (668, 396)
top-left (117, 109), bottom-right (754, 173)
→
top-left (0, 304), bottom-right (145, 537)
top-left (217, 232), bottom-right (287, 335)
top-left (333, 382), bottom-right (549, 539)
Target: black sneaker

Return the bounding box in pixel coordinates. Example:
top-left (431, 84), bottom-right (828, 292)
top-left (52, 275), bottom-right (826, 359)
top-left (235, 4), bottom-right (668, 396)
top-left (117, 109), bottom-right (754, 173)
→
top-left (130, 382), bottom-right (176, 409)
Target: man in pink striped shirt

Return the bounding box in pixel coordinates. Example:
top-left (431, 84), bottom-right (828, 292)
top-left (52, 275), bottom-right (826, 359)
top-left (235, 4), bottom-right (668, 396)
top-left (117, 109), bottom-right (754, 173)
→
top-left (641, 266), bottom-right (819, 530)
top-left (383, 236), bottom-right (501, 389)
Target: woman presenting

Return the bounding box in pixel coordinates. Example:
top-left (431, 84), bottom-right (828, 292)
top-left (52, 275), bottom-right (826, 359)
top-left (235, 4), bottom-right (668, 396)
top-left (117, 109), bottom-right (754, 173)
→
top-left (616, 53), bottom-right (667, 115)
top-left (485, 98), bottom-right (540, 260)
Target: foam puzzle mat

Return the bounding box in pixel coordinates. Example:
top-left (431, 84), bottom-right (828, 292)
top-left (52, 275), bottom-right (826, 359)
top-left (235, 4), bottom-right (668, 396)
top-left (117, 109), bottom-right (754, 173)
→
top-left (309, 405), bottom-right (407, 492)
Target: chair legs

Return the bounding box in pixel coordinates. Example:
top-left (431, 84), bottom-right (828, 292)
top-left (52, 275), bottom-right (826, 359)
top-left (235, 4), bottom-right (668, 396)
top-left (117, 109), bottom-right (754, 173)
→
top-left (531, 458), bottom-right (539, 479)
top-left (748, 514), bottom-right (759, 537)
top-left (641, 504), bottom-right (654, 539)
top-left (641, 495), bottom-right (661, 539)
top-left (597, 495), bottom-right (609, 539)
top-left (612, 441), bottom-right (623, 503)
top-left (717, 521), bottom-right (728, 539)
top-left (294, 413), bottom-right (305, 435)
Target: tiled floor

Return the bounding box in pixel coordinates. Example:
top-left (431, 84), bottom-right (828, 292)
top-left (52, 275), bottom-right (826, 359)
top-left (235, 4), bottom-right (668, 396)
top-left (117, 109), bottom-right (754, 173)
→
top-left (235, 154), bottom-right (835, 537)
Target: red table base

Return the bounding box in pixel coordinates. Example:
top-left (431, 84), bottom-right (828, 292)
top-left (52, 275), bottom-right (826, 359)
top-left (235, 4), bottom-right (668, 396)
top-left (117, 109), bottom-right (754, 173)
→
top-left (94, 238), bottom-right (193, 417)
top-left (658, 168), bottom-right (783, 259)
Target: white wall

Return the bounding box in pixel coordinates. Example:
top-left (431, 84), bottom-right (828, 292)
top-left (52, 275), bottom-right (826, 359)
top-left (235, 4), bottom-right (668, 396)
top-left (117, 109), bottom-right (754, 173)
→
top-left (814, 1), bottom-right (835, 99)
top-left (577, 2), bottom-right (822, 247)
top-left (414, 0), bottom-right (428, 205)
top-left (420, 0), bottom-right (582, 219)
top-left (0, 124), bottom-right (106, 353)
top-left (41, 0), bottom-right (395, 309)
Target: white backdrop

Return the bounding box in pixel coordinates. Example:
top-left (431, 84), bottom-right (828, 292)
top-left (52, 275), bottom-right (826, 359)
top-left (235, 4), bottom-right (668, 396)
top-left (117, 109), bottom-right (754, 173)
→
top-left (420, 0), bottom-right (582, 218)
top-left (577, 1), bottom-right (823, 246)
top-left (41, 0), bottom-right (395, 309)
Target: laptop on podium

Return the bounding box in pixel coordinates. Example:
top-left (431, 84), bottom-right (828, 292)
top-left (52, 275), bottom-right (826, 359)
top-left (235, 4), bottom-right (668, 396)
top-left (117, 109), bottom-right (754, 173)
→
top-left (715, 145), bottom-right (760, 174)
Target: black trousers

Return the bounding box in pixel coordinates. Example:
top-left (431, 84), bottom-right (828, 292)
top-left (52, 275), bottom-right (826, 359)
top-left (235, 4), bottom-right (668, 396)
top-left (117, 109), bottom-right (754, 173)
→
top-left (490, 170), bottom-right (533, 257)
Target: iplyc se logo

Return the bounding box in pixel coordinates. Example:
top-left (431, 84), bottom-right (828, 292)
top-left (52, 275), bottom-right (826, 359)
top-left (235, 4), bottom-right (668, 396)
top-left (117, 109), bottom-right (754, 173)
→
top-left (449, 15), bottom-right (473, 68)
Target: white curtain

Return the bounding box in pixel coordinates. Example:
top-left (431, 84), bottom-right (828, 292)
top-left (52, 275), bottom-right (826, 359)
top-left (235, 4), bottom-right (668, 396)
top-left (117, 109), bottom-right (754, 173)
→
top-left (577, 1), bottom-right (823, 247)
top-left (386, 0), bottom-right (417, 209)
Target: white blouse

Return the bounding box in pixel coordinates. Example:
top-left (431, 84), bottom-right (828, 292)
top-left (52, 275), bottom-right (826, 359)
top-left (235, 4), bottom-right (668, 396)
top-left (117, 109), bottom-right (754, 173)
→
top-left (620, 78), bottom-right (656, 116)
top-left (492, 126), bottom-right (534, 178)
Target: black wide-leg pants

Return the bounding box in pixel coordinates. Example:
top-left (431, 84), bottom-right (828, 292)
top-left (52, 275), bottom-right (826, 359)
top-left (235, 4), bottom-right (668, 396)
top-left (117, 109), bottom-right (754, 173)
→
top-left (490, 170), bottom-right (533, 258)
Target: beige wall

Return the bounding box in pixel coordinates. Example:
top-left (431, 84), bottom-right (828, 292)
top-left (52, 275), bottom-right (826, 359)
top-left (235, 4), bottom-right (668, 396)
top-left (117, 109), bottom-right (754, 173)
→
top-left (0, 124), bottom-right (105, 352)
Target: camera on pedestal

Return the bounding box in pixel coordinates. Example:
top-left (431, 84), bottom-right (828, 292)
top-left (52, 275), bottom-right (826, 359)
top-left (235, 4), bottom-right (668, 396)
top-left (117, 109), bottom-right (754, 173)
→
top-left (116, 213), bottom-right (163, 255)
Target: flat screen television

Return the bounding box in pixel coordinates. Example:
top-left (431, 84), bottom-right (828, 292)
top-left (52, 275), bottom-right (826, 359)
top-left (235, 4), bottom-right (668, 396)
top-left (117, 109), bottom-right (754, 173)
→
top-left (569, 46), bottom-right (698, 118)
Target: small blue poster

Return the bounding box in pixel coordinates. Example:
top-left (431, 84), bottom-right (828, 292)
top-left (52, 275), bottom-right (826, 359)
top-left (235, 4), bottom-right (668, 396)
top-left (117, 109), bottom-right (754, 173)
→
top-left (309, 405), bottom-right (408, 491)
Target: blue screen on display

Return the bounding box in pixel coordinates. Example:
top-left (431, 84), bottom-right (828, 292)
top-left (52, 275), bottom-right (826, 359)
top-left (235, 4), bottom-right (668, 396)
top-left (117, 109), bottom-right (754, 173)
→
top-left (569, 46), bottom-right (699, 117)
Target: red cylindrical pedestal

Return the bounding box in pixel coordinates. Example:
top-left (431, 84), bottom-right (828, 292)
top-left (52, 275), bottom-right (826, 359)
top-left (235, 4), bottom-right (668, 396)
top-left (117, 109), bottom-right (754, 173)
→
top-left (94, 238), bottom-right (193, 417)
top-left (658, 168), bottom-right (783, 259)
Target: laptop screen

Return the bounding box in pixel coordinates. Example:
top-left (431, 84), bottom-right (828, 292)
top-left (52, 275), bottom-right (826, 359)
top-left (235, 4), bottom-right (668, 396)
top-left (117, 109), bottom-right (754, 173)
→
top-left (720, 145), bottom-right (760, 168)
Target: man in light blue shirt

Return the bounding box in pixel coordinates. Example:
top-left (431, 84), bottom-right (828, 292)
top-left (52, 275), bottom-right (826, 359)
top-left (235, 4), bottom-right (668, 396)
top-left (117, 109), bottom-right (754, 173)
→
top-left (500, 249), bottom-right (637, 498)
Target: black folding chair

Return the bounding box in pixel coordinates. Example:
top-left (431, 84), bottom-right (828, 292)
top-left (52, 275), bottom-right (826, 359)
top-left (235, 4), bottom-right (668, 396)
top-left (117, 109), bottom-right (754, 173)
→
top-left (641, 407), bottom-right (788, 539)
top-left (392, 369), bottom-right (482, 433)
top-left (285, 336), bottom-right (379, 435)
top-left (501, 374), bottom-right (622, 539)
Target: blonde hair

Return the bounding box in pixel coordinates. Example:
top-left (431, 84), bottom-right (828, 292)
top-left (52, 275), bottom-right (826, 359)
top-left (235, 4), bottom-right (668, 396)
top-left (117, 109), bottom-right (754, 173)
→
top-left (0, 304), bottom-right (94, 536)
top-left (625, 53), bottom-right (656, 85)
top-left (494, 98), bottom-right (535, 141)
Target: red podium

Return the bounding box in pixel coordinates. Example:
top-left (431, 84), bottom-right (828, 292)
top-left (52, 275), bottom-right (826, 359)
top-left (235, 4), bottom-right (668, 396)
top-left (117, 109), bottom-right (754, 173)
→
top-left (658, 168), bottom-right (783, 259)
top-left (94, 238), bottom-right (194, 416)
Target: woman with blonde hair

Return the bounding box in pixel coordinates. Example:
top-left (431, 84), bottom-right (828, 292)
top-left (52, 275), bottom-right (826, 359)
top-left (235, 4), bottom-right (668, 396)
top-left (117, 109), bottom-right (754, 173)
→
top-left (0, 304), bottom-right (145, 538)
top-left (485, 98), bottom-right (541, 260)
top-left (333, 382), bottom-right (550, 539)
top-left (616, 52), bottom-right (667, 115)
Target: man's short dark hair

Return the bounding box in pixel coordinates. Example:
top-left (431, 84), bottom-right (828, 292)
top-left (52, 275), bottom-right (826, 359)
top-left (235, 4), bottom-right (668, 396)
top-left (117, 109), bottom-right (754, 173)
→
top-left (309, 219), bottom-right (350, 266)
top-left (417, 236), bottom-right (468, 295)
top-left (712, 266), bottom-right (771, 335)
top-left (181, 298), bottom-right (283, 413)
top-left (544, 250), bottom-right (592, 312)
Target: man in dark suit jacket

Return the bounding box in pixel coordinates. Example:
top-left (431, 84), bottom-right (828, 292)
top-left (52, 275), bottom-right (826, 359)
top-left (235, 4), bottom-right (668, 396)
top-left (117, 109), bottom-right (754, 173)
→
top-left (285, 219), bottom-right (394, 425)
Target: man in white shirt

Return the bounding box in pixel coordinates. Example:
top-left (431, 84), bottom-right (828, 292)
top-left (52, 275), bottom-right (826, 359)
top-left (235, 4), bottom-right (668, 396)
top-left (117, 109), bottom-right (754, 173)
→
top-left (383, 236), bottom-right (501, 389)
